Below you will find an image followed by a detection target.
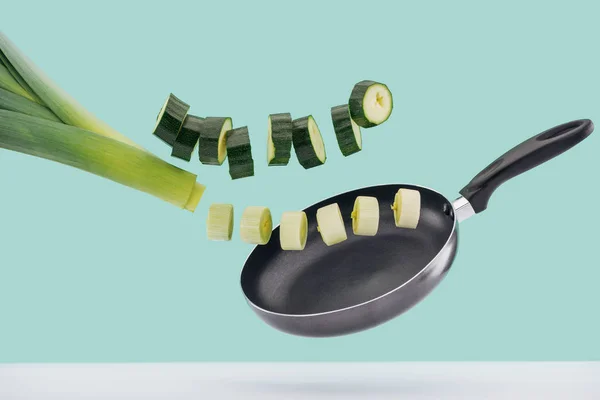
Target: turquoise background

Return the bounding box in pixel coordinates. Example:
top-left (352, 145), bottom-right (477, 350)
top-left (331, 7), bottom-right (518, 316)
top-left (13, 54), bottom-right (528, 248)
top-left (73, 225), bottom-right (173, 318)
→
top-left (1, 0), bottom-right (599, 362)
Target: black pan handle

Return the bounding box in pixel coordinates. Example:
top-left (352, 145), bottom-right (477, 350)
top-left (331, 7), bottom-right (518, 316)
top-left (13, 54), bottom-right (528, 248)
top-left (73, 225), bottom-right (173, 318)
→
top-left (459, 119), bottom-right (594, 213)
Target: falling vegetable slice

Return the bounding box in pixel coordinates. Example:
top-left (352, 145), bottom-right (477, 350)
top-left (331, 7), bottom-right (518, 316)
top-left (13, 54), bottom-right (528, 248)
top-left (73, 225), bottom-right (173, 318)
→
top-left (280, 211), bottom-right (308, 250)
top-left (226, 126), bottom-right (254, 179)
top-left (0, 87), bottom-right (60, 122)
top-left (171, 115), bottom-right (202, 161)
top-left (316, 203), bottom-right (347, 246)
top-left (331, 104), bottom-right (362, 156)
top-left (240, 206), bottom-right (272, 244)
top-left (349, 80), bottom-right (393, 128)
top-left (0, 110), bottom-right (206, 211)
top-left (267, 113), bottom-right (293, 166)
top-left (292, 115), bottom-right (326, 169)
top-left (351, 196), bottom-right (379, 236)
top-left (391, 188), bottom-right (421, 229)
top-left (207, 203), bottom-right (234, 241)
top-left (199, 117), bottom-right (231, 165)
top-left (153, 93), bottom-right (189, 146)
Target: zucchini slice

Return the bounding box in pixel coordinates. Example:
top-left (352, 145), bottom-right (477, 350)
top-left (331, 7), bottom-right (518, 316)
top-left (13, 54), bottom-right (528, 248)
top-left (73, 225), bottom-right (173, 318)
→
top-left (171, 115), bottom-right (202, 161)
top-left (349, 80), bottom-right (393, 128)
top-left (391, 188), bottom-right (421, 229)
top-left (267, 113), bottom-right (293, 166)
top-left (292, 115), bottom-right (326, 169)
top-left (152, 93), bottom-right (189, 145)
top-left (240, 206), bottom-right (272, 244)
top-left (351, 196), bottom-right (379, 236)
top-left (280, 211), bottom-right (308, 250)
top-left (316, 203), bottom-right (347, 246)
top-left (199, 117), bottom-right (232, 165)
top-left (206, 203), bottom-right (234, 241)
top-left (331, 104), bottom-right (362, 156)
top-left (226, 126), bottom-right (254, 179)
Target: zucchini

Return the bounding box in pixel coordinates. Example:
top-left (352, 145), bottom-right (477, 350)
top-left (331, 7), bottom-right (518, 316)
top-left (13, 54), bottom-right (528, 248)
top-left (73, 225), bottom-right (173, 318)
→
top-left (171, 115), bottom-right (202, 161)
top-left (267, 113), bottom-right (293, 166)
top-left (226, 126), bottom-right (254, 179)
top-left (207, 203), bottom-right (234, 241)
top-left (240, 206), bottom-right (272, 244)
top-left (199, 117), bottom-right (232, 165)
top-left (391, 188), bottom-right (421, 229)
top-left (351, 196), bottom-right (379, 236)
top-left (152, 93), bottom-right (189, 146)
top-left (292, 115), bottom-right (326, 169)
top-left (349, 80), bottom-right (393, 128)
top-left (280, 211), bottom-right (308, 250)
top-left (316, 203), bottom-right (347, 246)
top-left (331, 104), bottom-right (362, 156)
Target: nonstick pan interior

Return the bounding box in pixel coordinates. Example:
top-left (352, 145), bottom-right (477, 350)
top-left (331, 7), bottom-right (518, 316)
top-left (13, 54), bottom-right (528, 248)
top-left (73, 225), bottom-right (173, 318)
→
top-left (241, 184), bottom-right (456, 316)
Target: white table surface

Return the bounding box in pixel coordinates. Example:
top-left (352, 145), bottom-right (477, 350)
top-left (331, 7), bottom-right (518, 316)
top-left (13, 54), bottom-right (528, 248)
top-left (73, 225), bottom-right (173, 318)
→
top-left (1, 362), bottom-right (598, 399)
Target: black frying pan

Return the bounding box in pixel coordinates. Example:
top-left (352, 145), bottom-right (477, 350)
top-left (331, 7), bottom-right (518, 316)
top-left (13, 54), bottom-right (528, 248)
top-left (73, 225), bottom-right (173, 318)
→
top-left (241, 119), bottom-right (593, 337)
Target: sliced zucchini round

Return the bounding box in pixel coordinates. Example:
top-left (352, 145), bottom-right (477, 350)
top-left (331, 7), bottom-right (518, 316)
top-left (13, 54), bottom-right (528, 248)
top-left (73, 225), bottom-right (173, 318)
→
top-left (292, 115), bottom-right (326, 169)
top-left (199, 117), bottom-right (232, 165)
top-left (267, 113), bottom-right (293, 166)
top-left (391, 188), bottom-right (421, 229)
top-left (206, 203), bottom-right (234, 241)
top-left (280, 211), bottom-right (308, 250)
top-left (349, 80), bottom-right (393, 128)
top-left (226, 126), bottom-right (254, 179)
top-left (331, 104), bottom-right (362, 156)
top-left (171, 115), bottom-right (202, 161)
top-left (240, 206), bottom-right (272, 245)
top-left (351, 196), bottom-right (379, 236)
top-left (316, 203), bottom-right (347, 246)
top-left (153, 93), bottom-right (189, 145)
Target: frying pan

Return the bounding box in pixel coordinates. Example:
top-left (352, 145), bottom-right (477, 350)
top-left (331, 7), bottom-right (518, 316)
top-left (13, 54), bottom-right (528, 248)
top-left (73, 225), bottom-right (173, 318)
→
top-left (241, 119), bottom-right (594, 337)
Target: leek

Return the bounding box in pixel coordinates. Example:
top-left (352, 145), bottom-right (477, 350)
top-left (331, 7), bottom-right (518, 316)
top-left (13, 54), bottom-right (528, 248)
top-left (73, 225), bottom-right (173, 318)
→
top-left (0, 87), bottom-right (60, 122)
top-left (0, 62), bottom-right (38, 102)
top-left (0, 110), bottom-right (205, 211)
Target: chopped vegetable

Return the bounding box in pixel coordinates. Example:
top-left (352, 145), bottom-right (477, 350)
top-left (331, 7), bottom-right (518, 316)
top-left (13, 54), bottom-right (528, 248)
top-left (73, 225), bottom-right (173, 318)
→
top-left (331, 104), bottom-right (362, 156)
top-left (351, 196), bottom-right (379, 236)
top-left (0, 110), bottom-right (206, 211)
top-left (171, 115), bottom-right (202, 161)
top-left (0, 87), bottom-right (60, 122)
top-left (199, 117), bottom-right (231, 165)
top-left (226, 126), bottom-right (254, 179)
top-left (280, 211), bottom-right (308, 250)
top-left (267, 113), bottom-right (293, 166)
top-left (240, 206), bottom-right (272, 244)
top-left (391, 188), bottom-right (421, 229)
top-left (349, 80), bottom-right (393, 128)
top-left (316, 203), bottom-right (347, 246)
top-left (292, 115), bottom-right (326, 169)
top-left (207, 203), bottom-right (234, 241)
top-left (153, 93), bottom-right (189, 146)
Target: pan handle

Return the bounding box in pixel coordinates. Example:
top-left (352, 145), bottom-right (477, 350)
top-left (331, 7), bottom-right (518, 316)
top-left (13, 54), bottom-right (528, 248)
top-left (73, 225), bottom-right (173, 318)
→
top-left (459, 119), bottom-right (594, 213)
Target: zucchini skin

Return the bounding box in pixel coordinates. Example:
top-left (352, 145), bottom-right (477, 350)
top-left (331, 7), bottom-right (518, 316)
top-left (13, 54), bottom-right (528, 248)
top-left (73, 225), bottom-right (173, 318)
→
top-left (172, 115), bottom-right (202, 161)
top-left (331, 104), bottom-right (361, 156)
top-left (268, 112), bottom-right (293, 166)
top-left (199, 117), bottom-right (231, 165)
top-left (292, 116), bottom-right (324, 169)
top-left (153, 94), bottom-right (189, 145)
top-left (348, 80), bottom-right (393, 128)
top-left (226, 126), bottom-right (254, 179)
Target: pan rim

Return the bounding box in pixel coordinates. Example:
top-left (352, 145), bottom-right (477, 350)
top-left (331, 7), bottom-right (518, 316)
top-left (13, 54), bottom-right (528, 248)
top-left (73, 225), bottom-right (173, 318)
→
top-left (240, 183), bottom-right (457, 319)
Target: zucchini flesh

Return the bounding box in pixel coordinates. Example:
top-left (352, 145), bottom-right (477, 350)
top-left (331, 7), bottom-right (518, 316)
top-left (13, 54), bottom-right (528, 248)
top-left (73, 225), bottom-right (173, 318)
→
top-left (292, 115), bottom-right (326, 169)
top-left (226, 126), bottom-right (254, 179)
top-left (331, 104), bottom-right (362, 156)
top-left (349, 80), bottom-right (393, 128)
top-left (153, 93), bottom-right (189, 146)
top-left (391, 188), bottom-right (421, 229)
top-left (171, 115), bottom-right (202, 161)
top-left (199, 117), bottom-right (232, 165)
top-left (316, 203), bottom-right (347, 246)
top-left (0, 86), bottom-right (60, 122)
top-left (351, 196), bottom-right (379, 236)
top-left (207, 203), bottom-right (234, 241)
top-left (240, 206), bottom-right (272, 244)
top-left (280, 211), bottom-right (308, 250)
top-left (267, 113), bottom-right (293, 166)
